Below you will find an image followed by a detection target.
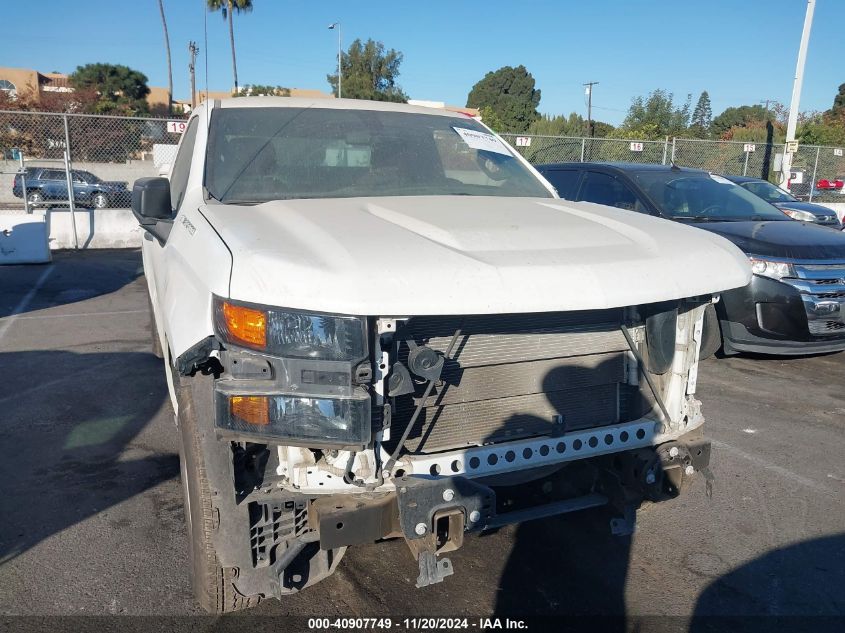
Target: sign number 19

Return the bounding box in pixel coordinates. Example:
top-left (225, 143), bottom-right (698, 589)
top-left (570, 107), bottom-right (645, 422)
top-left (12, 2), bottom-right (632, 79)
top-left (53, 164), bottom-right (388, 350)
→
top-left (167, 121), bottom-right (187, 134)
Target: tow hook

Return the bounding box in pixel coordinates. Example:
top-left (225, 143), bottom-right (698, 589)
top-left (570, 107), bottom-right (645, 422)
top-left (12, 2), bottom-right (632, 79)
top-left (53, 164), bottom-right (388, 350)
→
top-left (396, 476), bottom-right (494, 588)
top-left (656, 439), bottom-right (713, 498)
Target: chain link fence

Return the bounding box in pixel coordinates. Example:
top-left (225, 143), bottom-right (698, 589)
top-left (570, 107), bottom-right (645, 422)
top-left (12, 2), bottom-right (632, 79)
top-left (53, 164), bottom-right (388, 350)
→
top-left (502, 132), bottom-right (845, 203)
top-left (1, 111), bottom-right (843, 209)
top-left (0, 110), bottom-right (186, 209)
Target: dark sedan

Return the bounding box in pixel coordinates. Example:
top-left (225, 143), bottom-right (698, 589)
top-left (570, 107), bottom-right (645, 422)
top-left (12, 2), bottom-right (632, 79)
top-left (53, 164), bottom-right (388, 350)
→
top-left (537, 162), bottom-right (845, 356)
top-left (725, 175), bottom-right (842, 229)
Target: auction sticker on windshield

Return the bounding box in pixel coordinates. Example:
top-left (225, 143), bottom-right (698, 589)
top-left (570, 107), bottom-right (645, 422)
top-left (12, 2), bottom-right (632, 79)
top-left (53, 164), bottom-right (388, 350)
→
top-left (452, 127), bottom-right (511, 156)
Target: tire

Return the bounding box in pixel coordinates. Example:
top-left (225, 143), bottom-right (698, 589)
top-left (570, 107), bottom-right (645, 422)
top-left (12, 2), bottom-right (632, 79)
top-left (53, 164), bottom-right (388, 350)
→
top-left (699, 304), bottom-right (722, 360)
top-left (147, 292), bottom-right (164, 359)
top-left (26, 191), bottom-right (44, 207)
top-left (176, 373), bottom-right (263, 613)
top-left (91, 192), bottom-right (109, 209)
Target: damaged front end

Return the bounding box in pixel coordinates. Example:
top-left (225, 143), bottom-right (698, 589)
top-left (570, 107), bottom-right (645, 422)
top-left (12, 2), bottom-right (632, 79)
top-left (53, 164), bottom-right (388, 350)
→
top-left (180, 296), bottom-right (716, 597)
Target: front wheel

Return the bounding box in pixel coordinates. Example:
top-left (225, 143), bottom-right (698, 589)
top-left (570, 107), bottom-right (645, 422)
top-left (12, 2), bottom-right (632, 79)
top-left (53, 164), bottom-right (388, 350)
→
top-left (90, 192), bottom-right (109, 209)
top-left (26, 191), bottom-right (44, 207)
top-left (176, 374), bottom-right (263, 613)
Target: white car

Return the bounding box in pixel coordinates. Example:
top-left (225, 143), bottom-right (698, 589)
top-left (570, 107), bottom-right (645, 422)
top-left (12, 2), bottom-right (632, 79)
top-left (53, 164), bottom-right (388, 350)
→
top-left (134, 97), bottom-right (750, 612)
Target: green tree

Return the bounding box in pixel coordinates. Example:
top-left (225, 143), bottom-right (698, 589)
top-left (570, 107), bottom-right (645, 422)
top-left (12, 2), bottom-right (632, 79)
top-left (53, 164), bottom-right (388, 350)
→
top-left (233, 84), bottom-right (291, 97)
top-left (711, 104), bottom-right (768, 139)
top-left (479, 105), bottom-right (505, 132)
top-left (591, 121), bottom-right (615, 138)
top-left (466, 65), bottom-right (541, 133)
top-left (830, 83), bottom-right (845, 118)
top-left (617, 89), bottom-right (691, 139)
top-left (798, 114), bottom-right (845, 145)
top-left (156, 0), bottom-right (173, 113)
top-left (689, 91), bottom-right (712, 138)
top-left (525, 113), bottom-right (614, 138)
top-left (69, 63), bottom-right (150, 115)
top-left (207, 0), bottom-right (253, 94)
top-left (327, 39), bottom-right (407, 102)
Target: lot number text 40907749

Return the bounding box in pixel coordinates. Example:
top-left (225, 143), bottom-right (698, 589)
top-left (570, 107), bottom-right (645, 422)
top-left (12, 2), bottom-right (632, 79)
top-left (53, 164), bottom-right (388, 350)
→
top-left (307, 617), bottom-right (528, 630)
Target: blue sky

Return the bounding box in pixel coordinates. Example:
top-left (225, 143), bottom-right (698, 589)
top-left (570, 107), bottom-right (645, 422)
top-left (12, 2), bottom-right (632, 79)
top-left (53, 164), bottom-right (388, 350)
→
top-left (2, 0), bottom-right (841, 124)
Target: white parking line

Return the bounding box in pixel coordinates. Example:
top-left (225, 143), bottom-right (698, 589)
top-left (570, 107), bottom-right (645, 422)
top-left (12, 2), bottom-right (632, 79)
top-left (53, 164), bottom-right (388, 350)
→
top-left (0, 265), bottom-right (55, 342)
top-left (0, 356), bottom-right (131, 406)
top-left (711, 439), bottom-right (831, 493)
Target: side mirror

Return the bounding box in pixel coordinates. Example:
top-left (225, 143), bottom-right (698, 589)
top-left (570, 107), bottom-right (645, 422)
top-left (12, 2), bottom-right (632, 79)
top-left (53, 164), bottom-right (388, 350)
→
top-left (132, 177), bottom-right (173, 242)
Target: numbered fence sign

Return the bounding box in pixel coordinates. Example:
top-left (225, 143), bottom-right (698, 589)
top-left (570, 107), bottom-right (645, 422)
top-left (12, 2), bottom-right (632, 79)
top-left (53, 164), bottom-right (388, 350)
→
top-left (743, 144), bottom-right (756, 153)
top-left (515, 137), bottom-right (531, 147)
top-left (629, 142), bottom-right (644, 152)
top-left (167, 120), bottom-right (187, 134)
top-left (835, 148), bottom-right (844, 157)
top-left (786, 140), bottom-right (799, 154)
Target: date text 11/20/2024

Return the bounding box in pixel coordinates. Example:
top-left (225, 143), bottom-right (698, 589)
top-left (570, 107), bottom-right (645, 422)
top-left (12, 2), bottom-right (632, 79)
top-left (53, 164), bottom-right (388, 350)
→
top-left (307, 618), bottom-right (529, 630)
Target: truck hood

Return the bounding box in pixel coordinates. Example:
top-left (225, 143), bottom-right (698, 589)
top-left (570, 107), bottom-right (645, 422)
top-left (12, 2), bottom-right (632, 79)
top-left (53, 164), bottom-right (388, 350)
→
top-left (695, 220), bottom-right (845, 260)
top-left (199, 196), bottom-right (751, 315)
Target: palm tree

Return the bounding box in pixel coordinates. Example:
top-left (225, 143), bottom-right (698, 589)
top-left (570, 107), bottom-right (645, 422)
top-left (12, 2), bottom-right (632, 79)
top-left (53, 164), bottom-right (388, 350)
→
top-left (156, 0), bottom-right (173, 113)
top-left (207, 0), bottom-right (253, 94)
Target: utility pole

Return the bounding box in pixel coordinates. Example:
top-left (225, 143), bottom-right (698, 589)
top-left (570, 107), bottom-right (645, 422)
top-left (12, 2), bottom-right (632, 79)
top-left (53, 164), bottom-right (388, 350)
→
top-left (188, 41), bottom-right (199, 110)
top-left (328, 22), bottom-right (342, 98)
top-left (759, 98), bottom-right (777, 181)
top-left (584, 82), bottom-right (599, 137)
top-left (781, 0), bottom-right (815, 191)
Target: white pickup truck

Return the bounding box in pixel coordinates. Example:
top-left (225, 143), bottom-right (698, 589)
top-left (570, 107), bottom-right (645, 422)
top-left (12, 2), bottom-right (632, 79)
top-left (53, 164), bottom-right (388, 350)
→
top-left (133, 97), bottom-right (751, 613)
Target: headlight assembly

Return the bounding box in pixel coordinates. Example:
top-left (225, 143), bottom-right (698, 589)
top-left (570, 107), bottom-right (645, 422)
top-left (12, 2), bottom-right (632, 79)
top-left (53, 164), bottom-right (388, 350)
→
top-left (214, 297), bottom-right (367, 361)
top-left (779, 208), bottom-right (816, 222)
top-left (749, 258), bottom-right (795, 280)
top-left (212, 297), bottom-right (371, 448)
top-left (216, 392), bottom-right (371, 447)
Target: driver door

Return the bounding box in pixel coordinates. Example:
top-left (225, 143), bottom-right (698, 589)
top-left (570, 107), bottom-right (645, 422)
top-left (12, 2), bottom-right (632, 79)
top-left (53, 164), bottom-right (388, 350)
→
top-left (143, 117), bottom-right (199, 355)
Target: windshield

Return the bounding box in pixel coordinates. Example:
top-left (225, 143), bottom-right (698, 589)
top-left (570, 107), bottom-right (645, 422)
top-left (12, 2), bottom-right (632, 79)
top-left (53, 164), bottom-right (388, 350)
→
top-left (633, 171), bottom-right (789, 221)
top-left (739, 180), bottom-right (797, 203)
top-left (204, 107), bottom-right (552, 203)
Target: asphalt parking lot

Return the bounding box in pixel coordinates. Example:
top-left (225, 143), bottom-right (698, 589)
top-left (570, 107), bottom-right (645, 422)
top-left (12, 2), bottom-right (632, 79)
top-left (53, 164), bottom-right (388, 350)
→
top-left (0, 250), bottom-right (843, 629)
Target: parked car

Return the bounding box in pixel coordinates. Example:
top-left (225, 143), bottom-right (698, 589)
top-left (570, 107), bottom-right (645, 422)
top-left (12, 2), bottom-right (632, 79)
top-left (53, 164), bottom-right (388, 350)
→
top-left (725, 175), bottom-right (842, 228)
top-left (134, 98), bottom-right (749, 612)
top-left (537, 162), bottom-right (845, 356)
top-left (12, 167), bottom-right (131, 209)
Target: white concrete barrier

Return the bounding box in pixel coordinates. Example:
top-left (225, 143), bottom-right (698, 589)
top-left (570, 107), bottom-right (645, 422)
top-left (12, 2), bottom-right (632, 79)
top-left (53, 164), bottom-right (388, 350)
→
top-left (0, 211), bottom-right (51, 263)
top-left (0, 208), bottom-right (142, 251)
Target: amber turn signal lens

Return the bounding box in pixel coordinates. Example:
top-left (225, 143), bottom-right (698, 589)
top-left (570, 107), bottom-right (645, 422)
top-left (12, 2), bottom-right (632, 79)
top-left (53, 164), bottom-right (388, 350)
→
top-left (230, 396), bottom-right (270, 426)
top-left (222, 301), bottom-right (266, 348)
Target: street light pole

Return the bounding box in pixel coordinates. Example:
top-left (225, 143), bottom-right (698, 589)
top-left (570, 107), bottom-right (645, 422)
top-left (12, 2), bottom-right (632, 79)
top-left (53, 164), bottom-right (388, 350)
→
top-left (781, 0), bottom-right (815, 191)
top-left (328, 22), bottom-right (342, 98)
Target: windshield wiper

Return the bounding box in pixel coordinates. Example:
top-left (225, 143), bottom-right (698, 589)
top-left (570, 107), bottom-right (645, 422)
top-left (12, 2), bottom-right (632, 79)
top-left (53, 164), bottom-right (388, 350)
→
top-left (671, 215), bottom-right (712, 222)
top-left (219, 199), bottom-right (264, 205)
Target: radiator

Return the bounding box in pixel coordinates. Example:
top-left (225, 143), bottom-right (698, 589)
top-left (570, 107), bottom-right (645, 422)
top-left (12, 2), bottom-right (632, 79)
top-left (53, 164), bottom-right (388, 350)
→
top-left (387, 310), bottom-right (632, 454)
